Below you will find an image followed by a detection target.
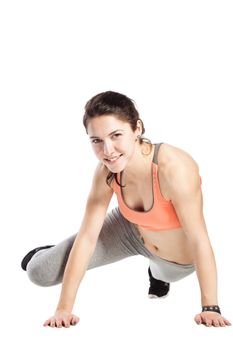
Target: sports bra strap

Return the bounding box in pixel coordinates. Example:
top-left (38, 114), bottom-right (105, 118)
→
top-left (152, 143), bottom-right (164, 165)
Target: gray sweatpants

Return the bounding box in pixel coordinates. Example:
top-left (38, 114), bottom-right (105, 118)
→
top-left (26, 207), bottom-right (195, 286)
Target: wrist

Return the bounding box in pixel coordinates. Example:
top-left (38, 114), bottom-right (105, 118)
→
top-left (56, 303), bottom-right (73, 314)
top-left (202, 305), bottom-right (221, 314)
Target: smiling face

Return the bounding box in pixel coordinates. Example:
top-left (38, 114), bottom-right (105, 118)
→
top-left (87, 114), bottom-right (143, 173)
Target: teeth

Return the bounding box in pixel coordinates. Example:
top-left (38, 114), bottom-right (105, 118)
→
top-left (106, 155), bottom-right (121, 162)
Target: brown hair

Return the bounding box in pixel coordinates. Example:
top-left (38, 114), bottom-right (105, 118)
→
top-left (83, 91), bottom-right (152, 188)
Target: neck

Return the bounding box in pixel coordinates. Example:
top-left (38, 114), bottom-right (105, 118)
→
top-left (121, 143), bottom-right (154, 184)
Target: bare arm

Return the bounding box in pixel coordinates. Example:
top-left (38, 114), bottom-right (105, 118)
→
top-left (170, 168), bottom-right (218, 306)
top-left (165, 151), bottom-right (231, 326)
top-left (44, 163), bottom-right (113, 327)
top-left (56, 215), bottom-right (104, 313)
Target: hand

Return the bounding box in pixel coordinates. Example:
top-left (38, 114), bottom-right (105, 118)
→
top-left (43, 309), bottom-right (80, 328)
top-left (194, 311), bottom-right (232, 327)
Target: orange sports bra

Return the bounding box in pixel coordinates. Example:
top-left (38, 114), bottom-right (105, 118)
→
top-left (111, 143), bottom-right (201, 232)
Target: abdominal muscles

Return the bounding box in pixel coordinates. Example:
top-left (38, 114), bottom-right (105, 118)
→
top-left (137, 226), bottom-right (194, 265)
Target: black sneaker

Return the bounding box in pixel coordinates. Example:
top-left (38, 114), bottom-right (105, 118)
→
top-left (148, 267), bottom-right (170, 298)
top-left (21, 245), bottom-right (55, 271)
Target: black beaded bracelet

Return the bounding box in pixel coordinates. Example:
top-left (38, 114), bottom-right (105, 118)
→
top-left (202, 305), bottom-right (221, 314)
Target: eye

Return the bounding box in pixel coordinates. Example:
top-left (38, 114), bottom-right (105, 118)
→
top-left (91, 139), bottom-right (101, 144)
top-left (113, 133), bottom-right (122, 138)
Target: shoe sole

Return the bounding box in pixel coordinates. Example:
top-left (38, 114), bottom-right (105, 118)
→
top-left (148, 292), bottom-right (170, 299)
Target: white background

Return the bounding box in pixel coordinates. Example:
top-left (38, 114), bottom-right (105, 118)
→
top-left (0, 0), bottom-right (233, 348)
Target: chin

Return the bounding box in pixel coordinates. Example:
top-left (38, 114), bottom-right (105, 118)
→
top-left (105, 166), bottom-right (122, 174)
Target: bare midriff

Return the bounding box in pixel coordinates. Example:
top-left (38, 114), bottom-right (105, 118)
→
top-left (136, 225), bottom-right (194, 265)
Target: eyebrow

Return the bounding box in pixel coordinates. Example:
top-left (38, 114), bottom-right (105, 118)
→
top-left (89, 129), bottom-right (124, 139)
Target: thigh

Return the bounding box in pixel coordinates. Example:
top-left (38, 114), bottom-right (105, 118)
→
top-left (149, 257), bottom-right (195, 283)
top-left (27, 207), bottom-right (147, 286)
top-left (88, 206), bottom-right (150, 268)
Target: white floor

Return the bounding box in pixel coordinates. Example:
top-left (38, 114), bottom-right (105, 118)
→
top-left (1, 250), bottom-right (231, 350)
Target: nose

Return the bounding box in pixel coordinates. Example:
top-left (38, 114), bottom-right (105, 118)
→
top-left (103, 141), bottom-right (115, 156)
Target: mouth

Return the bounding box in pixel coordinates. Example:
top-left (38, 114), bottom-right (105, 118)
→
top-left (105, 154), bottom-right (123, 164)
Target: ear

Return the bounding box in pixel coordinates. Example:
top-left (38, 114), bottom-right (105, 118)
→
top-left (136, 119), bottom-right (143, 136)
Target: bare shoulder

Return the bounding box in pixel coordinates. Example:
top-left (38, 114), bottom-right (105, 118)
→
top-left (158, 143), bottom-right (199, 172)
top-left (88, 161), bottom-right (114, 206)
top-left (157, 143), bottom-right (200, 200)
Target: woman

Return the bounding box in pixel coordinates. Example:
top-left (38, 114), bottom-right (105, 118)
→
top-left (21, 91), bottom-right (231, 328)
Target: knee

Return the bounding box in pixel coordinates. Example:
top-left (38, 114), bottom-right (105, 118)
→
top-left (26, 260), bottom-right (59, 287)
